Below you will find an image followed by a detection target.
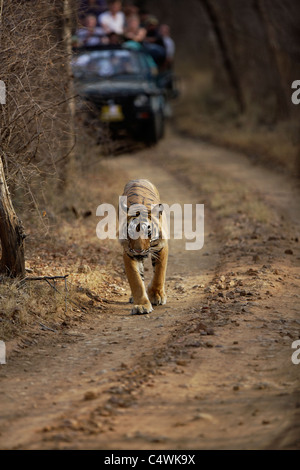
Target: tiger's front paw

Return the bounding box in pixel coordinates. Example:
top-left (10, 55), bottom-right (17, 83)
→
top-left (131, 298), bottom-right (153, 315)
top-left (147, 286), bottom-right (167, 306)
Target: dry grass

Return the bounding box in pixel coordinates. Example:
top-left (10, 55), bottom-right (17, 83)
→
top-left (0, 279), bottom-right (68, 340)
top-left (174, 69), bottom-right (299, 174)
top-left (0, 144), bottom-right (127, 341)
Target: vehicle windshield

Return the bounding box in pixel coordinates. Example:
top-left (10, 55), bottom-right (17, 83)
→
top-left (72, 49), bottom-right (151, 80)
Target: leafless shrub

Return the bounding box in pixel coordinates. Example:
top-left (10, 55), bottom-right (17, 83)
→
top-left (0, 0), bottom-right (77, 198)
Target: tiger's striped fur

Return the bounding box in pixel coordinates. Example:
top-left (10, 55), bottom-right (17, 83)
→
top-left (120, 179), bottom-right (168, 315)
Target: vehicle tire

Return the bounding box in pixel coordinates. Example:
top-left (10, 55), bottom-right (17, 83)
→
top-left (144, 111), bottom-right (164, 146)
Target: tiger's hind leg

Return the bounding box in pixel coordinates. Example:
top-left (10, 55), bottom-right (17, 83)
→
top-left (147, 244), bottom-right (168, 306)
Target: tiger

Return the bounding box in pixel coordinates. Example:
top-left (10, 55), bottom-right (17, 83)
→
top-left (119, 179), bottom-right (168, 315)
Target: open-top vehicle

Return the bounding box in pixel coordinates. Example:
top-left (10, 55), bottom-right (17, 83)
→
top-left (72, 43), bottom-right (176, 145)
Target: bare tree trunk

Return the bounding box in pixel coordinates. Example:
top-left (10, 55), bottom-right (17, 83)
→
top-left (253, 0), bottom-right (290, 119)
top-left (199, 0), bottom-right (246, 113)
top-left (0, 156), bottom-right (26, 278)
top-left (56, 0), bottom-right (77, 190)
top-left (63, 0), bottom-right (77, 137)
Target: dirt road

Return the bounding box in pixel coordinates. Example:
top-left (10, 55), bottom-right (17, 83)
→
top-left (0, 130), bottom-right (299, 449)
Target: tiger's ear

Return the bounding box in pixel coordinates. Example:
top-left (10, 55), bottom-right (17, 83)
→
top-left (151, 203), bottom-right (164, 217)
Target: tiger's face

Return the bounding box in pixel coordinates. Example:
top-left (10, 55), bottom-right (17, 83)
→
top-left (124, 210), bottom-right (161, 257)
top-left (127, 228), bottom-right (151, 257)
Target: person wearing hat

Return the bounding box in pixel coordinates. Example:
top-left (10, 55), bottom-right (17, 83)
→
top-left (143, 16), bottom-right (166, 67)
top-left (144, 16), bottom-right (164, 47)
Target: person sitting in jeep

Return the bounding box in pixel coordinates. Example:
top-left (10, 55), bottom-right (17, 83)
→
top-left (124, 15), bottom-right (147, 43)
top-left (98, 0), bottom-right (125, 35)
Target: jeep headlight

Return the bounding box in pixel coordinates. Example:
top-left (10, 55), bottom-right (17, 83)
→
top-left (134, 94), bottom-right (149, 107)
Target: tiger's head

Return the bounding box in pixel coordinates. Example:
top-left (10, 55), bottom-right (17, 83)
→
top-left (120, 201), bottom-right (164, 258)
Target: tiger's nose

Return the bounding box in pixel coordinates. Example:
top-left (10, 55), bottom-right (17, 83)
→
top-left (130, 248), bottom-right (146, 255)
